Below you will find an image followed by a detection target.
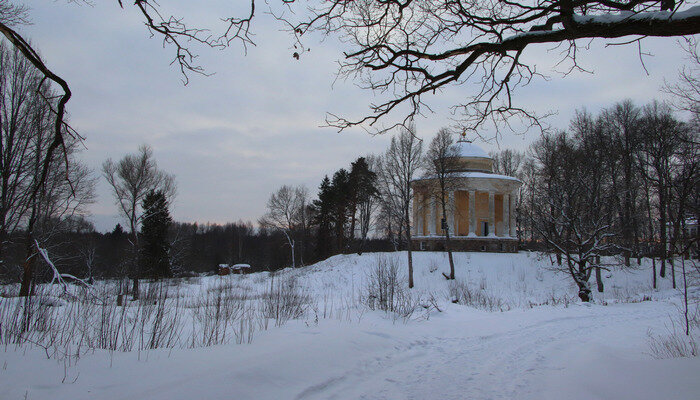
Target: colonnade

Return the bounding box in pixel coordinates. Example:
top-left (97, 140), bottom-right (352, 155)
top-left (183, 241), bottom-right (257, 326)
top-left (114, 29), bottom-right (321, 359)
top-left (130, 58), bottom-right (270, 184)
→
top-left (414, 190), bottom-right (516, 238)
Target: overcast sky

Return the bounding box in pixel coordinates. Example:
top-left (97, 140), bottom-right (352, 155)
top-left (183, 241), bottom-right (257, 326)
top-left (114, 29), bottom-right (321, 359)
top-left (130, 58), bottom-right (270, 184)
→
top-left (18, 1), bottom-right (694, 231)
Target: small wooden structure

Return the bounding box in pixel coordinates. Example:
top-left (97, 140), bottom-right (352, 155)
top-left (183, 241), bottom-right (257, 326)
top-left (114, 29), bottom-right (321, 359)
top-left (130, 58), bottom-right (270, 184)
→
top-left (231, 264), bottom-right (251, 274)
top-left (218, 263), bottom-right (252, 275)
top-left (218, 264), bottom-right (231, 276)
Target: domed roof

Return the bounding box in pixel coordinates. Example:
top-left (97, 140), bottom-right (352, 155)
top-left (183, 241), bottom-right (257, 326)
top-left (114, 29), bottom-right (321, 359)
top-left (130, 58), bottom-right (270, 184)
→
top-left (455, 140), bottom-right (489, 159)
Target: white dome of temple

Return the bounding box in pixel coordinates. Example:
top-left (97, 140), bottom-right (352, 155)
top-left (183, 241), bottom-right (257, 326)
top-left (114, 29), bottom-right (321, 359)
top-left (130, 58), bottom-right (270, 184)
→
top-left (447, 139), bottom-right (494, 173)
top-left (455, 140), bottom-right (489, 159)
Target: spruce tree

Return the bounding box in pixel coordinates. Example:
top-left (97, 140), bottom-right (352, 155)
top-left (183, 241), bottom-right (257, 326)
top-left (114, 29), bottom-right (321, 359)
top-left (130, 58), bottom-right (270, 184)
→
top-left (139, 190), bottom-right (172, 279)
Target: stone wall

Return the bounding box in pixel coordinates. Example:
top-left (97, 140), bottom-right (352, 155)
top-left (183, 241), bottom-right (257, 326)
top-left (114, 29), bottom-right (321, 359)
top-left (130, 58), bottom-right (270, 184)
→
top-left (412, 237), bottom-right (519, 253)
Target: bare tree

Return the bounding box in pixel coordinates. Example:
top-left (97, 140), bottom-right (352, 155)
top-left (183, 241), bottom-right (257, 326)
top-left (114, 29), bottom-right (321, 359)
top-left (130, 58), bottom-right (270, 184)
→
top-left (294, 186), bottom-right (311, 267)
top-left (0, 40), bottom-right (40, 260)
top-left (378, 124), bottom-right (423, 288)
top-left (375, 165), bottom-right (405, 251)
top-left (516, 156), bottom-right (538, 244)
top-left (282, 1), bottom-right (700, 133)
top-left (103, 145), bottom-right (176, 240)
top-left (0, 41), bottom-right (95, 296)
top-left (424, 129), bottom-right (460, 280)
top-left (79, 236), bottom-right (97, 284)
top-left (667, 129), bottom-right (699, 289)
top-left (663, 37), bottom-right (700, 120)
top-left (637, 102), bottom-right (684, 281)
top-left (531, 131), bottom-right (618, 301)
top-left (491, 149), bottom-right (524, 177)
top-left (600, 100), bottom-right (643, 266)
top-left (260, 185), bottom-right (308, 268)
top-left (102, 144), bottom-right (176, 297)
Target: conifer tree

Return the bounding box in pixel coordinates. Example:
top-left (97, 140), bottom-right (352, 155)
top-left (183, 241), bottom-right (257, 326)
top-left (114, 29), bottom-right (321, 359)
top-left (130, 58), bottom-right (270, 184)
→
top-left (139, 190), bottom-right (172, 279)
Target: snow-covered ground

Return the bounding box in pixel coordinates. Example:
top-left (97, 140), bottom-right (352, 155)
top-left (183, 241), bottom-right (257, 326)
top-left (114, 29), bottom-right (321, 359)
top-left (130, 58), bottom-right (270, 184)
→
top-left (2, 252), bottom-right (699, 400)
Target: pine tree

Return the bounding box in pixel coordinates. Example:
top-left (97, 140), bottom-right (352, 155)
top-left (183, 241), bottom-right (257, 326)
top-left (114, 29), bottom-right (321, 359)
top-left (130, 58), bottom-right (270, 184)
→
top-left (139, 190), bottom-right (172, 279)
top-left (313, 176), bottom-right (334, 259)
top-left (348, 157), bottom-right (378, 252)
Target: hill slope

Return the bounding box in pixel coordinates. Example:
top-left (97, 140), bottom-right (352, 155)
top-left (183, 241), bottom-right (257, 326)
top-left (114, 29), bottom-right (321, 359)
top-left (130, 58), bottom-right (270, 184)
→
top-left (2, 252), bottom-right (698, 400)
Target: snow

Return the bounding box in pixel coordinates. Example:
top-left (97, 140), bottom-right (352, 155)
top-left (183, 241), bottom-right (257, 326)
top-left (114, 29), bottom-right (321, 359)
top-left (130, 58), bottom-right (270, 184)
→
top-left (455, 140), bottom-right (489, 158)
top-left (504, 6), bottom-right (700, 43)
top-left (2, 252), bottom-right (698, 399)
top-left (414, 171), bottom-right (521, 182)
top-left (573, 6), bottom-right (700, 25)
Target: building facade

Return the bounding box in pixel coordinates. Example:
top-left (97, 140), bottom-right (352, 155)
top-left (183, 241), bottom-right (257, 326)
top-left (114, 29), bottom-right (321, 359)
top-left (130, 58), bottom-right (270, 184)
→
top-left (412, 140), bottom-right (522, 252)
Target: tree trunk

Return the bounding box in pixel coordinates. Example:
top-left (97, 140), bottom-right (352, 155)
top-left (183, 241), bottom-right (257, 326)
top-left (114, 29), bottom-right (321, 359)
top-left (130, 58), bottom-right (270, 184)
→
top-left (681, 257), bottom-right (689, 336)
top-left (132, 276), bottom-right (139, 300)
top-left (405, 204), bottom-right (414, 288)
top-left (659, 184), bottom-right (667, 278)
top-left (576, 275), bottom-right (591, 302)
top-left (670, 257), bottom-right (676, 289)
top-left (19, 227), bottom-right (36, 297)
top-left (357, 236), bottom-right (367, 256)
top-left (578, 286), bottom-right (591, 302)
top-left (19, 252), bottom-right (34, 297)
top-left (652, 256), bottom-right (657, 289)
top-left (574, 261), bottom-right (592, 302)
top-left (441, 199), bottom-right (455, 280)
top-left (291, 240), bottom-right (295, 268)
top-left (299, 237), bottom-right (305, 267)
top-left (595, 266), bottom-right (604, 292)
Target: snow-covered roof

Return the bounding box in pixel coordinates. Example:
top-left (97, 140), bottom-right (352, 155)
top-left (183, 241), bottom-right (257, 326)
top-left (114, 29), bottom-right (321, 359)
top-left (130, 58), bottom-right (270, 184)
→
top-left (414, 171), bottom-right (521, 183)
top-left (457, 171), bottom-right (520, 182)
top-left (232, 264), bottom-right (251, 269)
top-left (455, 140), bottom-right (489, 159)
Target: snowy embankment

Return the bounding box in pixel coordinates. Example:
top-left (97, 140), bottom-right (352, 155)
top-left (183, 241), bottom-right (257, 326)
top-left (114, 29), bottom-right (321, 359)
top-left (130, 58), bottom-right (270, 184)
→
top-left (1, 252), bottom-right (698, 400)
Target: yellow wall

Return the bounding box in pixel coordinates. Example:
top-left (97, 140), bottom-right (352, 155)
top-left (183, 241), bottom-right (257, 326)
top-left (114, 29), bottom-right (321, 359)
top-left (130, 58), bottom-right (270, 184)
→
top-left (495, 194), bottom-right (503, 236)
top-left (453, 158), bottom-right (493, 172)
top-left (455, 191), bottom-right (469, 235)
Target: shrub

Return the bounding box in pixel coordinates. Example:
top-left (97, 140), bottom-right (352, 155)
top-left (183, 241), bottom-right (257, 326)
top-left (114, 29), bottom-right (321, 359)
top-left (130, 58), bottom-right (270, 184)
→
top-left (363, 256), bottom-right (418, 319)
top-left (448, 279), bottom-right (510, 312)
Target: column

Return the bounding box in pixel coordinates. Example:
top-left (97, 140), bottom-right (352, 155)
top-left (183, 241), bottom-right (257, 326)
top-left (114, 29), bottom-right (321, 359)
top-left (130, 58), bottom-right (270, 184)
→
top-left (468, 190), bottom-right (476, 236)
top-left (429, 195), bottom-right (436, 235)
top-left (418, 191), bottom-right (424, 235)
top-left (488, 191), bottom-right (495, 237)
top-left (447, 191), bottom-right (455, 235)
top-left (411, 193), bottom-right (417, 236)
top-left (503, 193), bottom-right (510, 237)
top-left (510, 191), bottom-right (517, 237)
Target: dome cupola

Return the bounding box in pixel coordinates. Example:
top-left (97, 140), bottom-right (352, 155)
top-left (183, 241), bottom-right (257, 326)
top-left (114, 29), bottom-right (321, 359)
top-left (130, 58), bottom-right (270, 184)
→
top-left (448, 139), bottom-right (493, 173)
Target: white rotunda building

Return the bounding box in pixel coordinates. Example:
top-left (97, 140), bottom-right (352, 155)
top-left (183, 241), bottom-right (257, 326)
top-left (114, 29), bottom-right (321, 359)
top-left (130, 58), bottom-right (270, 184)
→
top-left (411, 140), bottom-right (522, 252)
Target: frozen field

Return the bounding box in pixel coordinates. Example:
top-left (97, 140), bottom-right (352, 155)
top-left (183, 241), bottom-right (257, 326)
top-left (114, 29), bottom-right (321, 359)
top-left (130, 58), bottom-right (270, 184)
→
top-left (1, 251), bottom-right (698, 400)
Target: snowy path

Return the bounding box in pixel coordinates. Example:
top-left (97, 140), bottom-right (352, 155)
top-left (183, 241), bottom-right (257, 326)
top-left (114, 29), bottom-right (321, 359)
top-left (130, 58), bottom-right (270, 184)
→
top-left (288, 304), bottom-right (688, 400)
top-left (5, 300), bottom-right (698, 400)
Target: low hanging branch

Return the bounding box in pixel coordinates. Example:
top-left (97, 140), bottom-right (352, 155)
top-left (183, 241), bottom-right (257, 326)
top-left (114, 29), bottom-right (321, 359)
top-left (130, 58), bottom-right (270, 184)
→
top-left (278, 1), bottom-right (700, 134)
top-left (0, 21), bottom-right (73, 199)
top-left (34, 240), bottom-right (92, 292)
